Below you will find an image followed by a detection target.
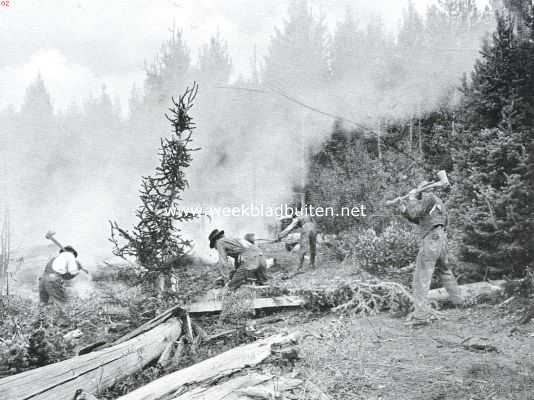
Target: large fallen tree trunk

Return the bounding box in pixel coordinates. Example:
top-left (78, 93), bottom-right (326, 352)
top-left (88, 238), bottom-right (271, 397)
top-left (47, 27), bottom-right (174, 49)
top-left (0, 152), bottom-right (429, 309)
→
top-left (186, 295), bottom-right (306, 315)
top-left (0, 318), bottom-right (183, 400)
top-left (116, 331), bottom-right (300, 400)
top-left (79, 304), bottom-right (186, 355)
top-left (428, 280), bottom-right (505, 303)
top-left (186, 280), bottom-right (506, 317)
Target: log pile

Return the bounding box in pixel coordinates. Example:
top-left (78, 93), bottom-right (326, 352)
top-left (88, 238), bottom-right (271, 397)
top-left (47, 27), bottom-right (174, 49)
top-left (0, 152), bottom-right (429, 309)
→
top-left (0, 315), bottom-right (183, 400)
top-left (116, 331), bottom-right (302, 400)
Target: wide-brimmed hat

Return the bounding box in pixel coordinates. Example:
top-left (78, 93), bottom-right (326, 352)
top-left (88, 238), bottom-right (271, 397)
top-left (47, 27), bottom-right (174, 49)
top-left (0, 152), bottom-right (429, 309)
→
top-left (244, 233), bottom-right (255, 244)
top-left (60, 245), bottom-right (78, 258)
top-left (208, 229), bottom-right (225, 249)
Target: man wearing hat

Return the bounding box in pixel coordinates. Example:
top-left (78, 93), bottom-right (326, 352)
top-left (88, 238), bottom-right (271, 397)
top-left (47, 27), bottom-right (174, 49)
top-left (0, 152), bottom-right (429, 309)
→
top-left (395, 181), bottom-right (463, 323)
top-left (209, 229), bottom-right (268, 289)
top-left (277, 213), bottom-right (317, 270)
top-left (39, 245), bottom-right (83, 305)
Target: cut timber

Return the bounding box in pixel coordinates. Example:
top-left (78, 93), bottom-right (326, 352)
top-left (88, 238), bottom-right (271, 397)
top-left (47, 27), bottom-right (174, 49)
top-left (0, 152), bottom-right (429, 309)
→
top-left (172, 373), bottom-right (303, 400)
top-left (80, 304), bottom-right (186, 354)
top-left (0, 318), bottom-right (182, 400)
top-left (116, 332), bottom-right (300, 400)
top-left (428, 280), bottom-right (505, 303)
top-left (187, 295), bottom-right (306, 315)
top-left (114, 305), bottom-right (185, 346)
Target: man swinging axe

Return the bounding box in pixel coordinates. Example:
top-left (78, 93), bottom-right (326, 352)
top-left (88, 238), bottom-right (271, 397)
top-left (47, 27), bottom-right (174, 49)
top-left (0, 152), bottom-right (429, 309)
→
top-left (276, 212), bottom-right (318, 271)
top-left (386, 170), bottom-right (463, 324)
top-left (39, 231), bottom-right (88, 305)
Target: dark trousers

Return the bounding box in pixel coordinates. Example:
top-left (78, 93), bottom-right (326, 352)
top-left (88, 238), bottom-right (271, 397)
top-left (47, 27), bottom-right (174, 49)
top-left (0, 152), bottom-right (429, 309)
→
top-left (39, 272), bottom-right (67, 304)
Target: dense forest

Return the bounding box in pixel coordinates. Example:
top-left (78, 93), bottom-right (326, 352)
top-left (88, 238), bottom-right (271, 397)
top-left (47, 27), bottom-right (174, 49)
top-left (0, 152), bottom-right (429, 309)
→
top-left (0, 0), bottom-right (532, 280)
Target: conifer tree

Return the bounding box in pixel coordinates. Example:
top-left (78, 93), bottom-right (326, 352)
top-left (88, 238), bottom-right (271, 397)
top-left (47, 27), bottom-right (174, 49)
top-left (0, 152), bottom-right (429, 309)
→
top-left (110, 83), bottom-right (199, 276)
top-left (453, 10), bottom-right (534, 274)
top-left (263, 0), bottom-right (329, 92)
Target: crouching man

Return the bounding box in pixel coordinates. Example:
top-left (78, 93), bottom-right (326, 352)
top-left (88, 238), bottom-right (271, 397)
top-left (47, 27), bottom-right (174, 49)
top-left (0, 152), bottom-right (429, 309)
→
top-left (209, 229), bottom-right (269, 290)
top-left (39, 245), bottom-right (82, 305)
top-left (389, 183), bottom-right (463, 324)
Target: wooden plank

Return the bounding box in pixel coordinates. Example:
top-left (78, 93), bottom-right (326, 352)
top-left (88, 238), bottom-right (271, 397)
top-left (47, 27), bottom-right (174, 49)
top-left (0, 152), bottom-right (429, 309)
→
top-left (116, 332), bottom-right (300, 400)
top-left (428, 280), bottom-right (505, 303)
top-left (0, 318), bottom-right (182, 400)
top-left (186, 296), bottom-right (306, 315)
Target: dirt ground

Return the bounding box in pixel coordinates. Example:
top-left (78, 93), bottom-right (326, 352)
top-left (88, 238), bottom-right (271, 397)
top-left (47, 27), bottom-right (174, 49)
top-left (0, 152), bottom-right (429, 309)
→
top-left (257, 243), bottom-right (534, 400)
top-left (4, 243), bottom-right (534, 400)
top-left (288, 307), bottom-right (534, 400)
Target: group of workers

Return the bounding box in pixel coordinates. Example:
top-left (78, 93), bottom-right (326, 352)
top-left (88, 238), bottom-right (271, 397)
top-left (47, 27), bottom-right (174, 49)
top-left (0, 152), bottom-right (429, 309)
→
top-left (208, 212), bottom-right (318, 289)
top-left (39, 179), bottom-right (462, 325)
top-left (208, 181), bottom-right (463, 324)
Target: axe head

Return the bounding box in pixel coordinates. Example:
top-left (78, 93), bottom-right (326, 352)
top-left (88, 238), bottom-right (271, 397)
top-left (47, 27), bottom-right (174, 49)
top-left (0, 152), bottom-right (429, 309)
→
top-left (45, 230), bottom-right (56, 240)
top-left (436, 170), bottom-right (450, 187)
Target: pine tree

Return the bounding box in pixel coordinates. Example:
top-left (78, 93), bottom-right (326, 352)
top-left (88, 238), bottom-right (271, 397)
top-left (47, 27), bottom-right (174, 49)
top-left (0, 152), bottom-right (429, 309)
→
top-left (20, 73), bottom-right (53, 117)
top-left (453, 129), bottom-right (531, 272)
top-left (331, 7), bottom-right (364, 81)
top-left (263, 0), bottom-right (330, 92)
top-left (461, 13), bottom-right (521, 129)
top-left (398, 0), bottom-right (425, 53)
top-left (145, 28), bottom-right (191, 106)
top-left (198, 32), bottom-right (232, 85)
top-left (110, 83), bottom-right (200, 278)
top-left (453, 10), bottom-right (534, 274)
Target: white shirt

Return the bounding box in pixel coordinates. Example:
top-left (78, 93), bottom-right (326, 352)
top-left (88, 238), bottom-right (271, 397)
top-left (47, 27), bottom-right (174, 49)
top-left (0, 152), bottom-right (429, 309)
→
top-left (51, 251), bottom-right (79, 276)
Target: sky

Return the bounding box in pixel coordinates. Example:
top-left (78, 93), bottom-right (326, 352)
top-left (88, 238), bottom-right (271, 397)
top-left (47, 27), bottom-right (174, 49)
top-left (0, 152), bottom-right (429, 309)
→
top-left (0, 0), bottom-right (490, 115)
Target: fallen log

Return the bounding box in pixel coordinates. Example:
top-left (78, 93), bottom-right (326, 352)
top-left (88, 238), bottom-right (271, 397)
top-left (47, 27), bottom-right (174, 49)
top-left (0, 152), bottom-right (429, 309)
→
top-left (172, 373), bottom-right (303, 400)
top-left (186, 295), bottom-right (306, 315)
top-left (0, 318), bottom-right (183, 400)
top-left (116, 331), bottom-right (300, 400)
top-left (187, 281), bottom-right (505, 317)
top-left (428, 280), bottom-right (505, 303)
top-left (80, 304), bottom-right (186, 354)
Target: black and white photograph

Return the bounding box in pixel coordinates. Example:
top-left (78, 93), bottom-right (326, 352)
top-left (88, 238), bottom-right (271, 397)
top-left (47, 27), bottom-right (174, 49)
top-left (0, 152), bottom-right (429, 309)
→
top-left (0, 1), bottom-right (533, 399)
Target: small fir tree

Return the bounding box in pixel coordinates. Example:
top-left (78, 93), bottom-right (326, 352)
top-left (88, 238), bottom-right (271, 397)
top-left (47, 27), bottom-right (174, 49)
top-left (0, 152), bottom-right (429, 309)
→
top-left (110, 83), bottom-right (199, 276)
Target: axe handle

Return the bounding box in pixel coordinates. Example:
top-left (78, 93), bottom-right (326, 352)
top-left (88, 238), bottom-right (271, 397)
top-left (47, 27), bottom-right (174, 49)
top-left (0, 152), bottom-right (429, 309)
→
top-left (386, 181), bottom-right (445, 205)
top-left (48, 236), bottom-right (64, 250)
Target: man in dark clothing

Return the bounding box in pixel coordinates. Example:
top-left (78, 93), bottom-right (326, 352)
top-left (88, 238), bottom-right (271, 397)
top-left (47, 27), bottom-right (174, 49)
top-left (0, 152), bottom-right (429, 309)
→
top-left (392, 183), bottom-right (463, 322)
top-left (39, 245), bottom-right (82, 305)
top-left (209, 229), bottom-right (269, 289)
top-left (277, 214), bottom-right (318, 270)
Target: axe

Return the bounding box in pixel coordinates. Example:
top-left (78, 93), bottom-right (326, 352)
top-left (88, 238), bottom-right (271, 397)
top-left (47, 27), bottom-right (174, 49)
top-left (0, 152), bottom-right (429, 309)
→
top-left (386, 170), bottom-right (450, 206)
top-left (45, 230), bottom-right (89, 274)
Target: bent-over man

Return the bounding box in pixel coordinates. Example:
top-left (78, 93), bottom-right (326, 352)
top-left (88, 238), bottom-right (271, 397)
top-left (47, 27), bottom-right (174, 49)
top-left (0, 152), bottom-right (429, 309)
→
top-left (39, 245), bottom-right (82, 305)
top-left (209, 229), bottom-right (268, 289)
